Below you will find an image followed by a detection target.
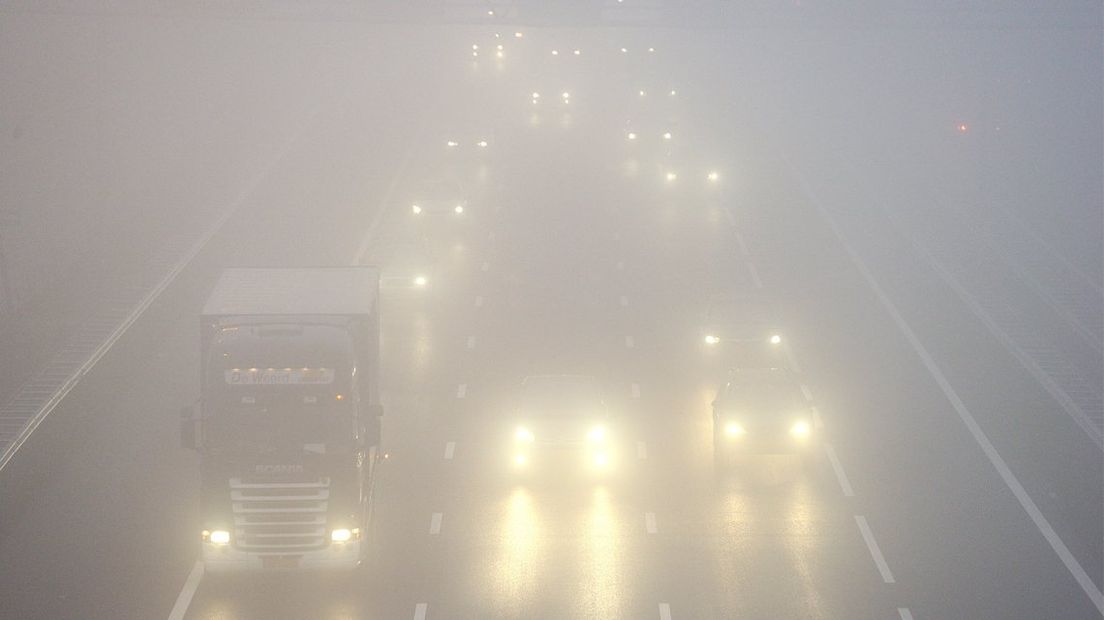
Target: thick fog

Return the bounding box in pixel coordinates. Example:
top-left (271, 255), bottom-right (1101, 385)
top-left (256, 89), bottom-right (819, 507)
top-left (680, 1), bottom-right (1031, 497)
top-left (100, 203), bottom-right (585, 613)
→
top-left (0, 2), bottom-right (1101, 619)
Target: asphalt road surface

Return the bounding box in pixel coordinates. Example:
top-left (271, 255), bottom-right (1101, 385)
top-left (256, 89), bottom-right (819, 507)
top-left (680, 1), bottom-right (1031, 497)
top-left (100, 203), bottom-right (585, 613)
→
top-left (0, 19), bottom-right (1100, 620)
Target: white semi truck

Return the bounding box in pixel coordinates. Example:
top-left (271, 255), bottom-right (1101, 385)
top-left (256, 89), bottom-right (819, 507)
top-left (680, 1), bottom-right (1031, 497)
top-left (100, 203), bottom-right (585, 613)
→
top-left (182, 267), bottom-right (381, 572)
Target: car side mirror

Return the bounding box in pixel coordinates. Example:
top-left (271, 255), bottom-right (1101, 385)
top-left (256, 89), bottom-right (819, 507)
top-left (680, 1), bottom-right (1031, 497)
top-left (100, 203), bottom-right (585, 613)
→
top-left (180, 404), bottom-right (201, 451)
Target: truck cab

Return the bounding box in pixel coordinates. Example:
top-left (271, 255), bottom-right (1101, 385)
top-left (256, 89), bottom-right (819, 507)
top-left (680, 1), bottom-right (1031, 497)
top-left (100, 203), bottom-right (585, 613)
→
top-left (182, 267), bottom-right (381, 572)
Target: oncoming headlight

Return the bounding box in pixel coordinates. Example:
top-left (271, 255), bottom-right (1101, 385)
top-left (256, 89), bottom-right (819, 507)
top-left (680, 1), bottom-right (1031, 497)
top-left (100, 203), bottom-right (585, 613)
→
top-left (515, 427), bottom-right (535, 443)
top-left (790, 420), bottom-right (811, 438)
top-left (330, 528), bottom-right (358, 543)
top-left (724, 422), bottom-right (745, 437)
top-left (205, 529), bottom-right (230, 545)
top-left (587, 425), bottom-right (606, 442)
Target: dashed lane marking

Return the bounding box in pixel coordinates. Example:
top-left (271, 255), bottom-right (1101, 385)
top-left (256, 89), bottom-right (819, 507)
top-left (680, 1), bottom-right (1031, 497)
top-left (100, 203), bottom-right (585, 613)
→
top-left (456, 384), bottom-right (467, 399)
top-left (793, 159), bottom-right (1104, 614)
top-left (733, 229), bottom-right (749, 255)
top-left (824, 443), bottom-right (855, 497)
top-left (855, 515), bottom-right (895, 584)
top-left (800, 384), bottom-right (814, 402)
top-left (659, 602), bottom-right (672, 620)
top-left (897, 609), bottom-right (914, 620)
top-left (414, 603), bottom-right (428, 620)
top-left (723, 206), bottom-right (737, 228)
top-left (466, 336), bottom-right (476, 349)
top-left (645, 512), bottom-right (657, 534)
top-left (444, 441), bottom-right (456, 460)
top-left (747, 262), bottom-right (763, 289)
top-left (429, 512), bottom-right (443, 535)
top-left (166, 561), bottom-right (204, 620)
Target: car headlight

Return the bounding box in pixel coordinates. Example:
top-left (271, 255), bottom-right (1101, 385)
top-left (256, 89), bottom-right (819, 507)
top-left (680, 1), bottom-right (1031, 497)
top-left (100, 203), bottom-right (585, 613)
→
top-left (587, 425), bottom-right (606, 442)
top-left (790, 420), bottom-right (811, 438)
top-left (515, 427), bottom-right (535, 442)
top-left (330, 528), bottom-right (358, 543)
top-left (704, 334), bottom-right (720, 345)
top-left (205, 529), bottom-right (231, 545)
top-left (454, 204), bottom-right (464, 214)
top-left (411, 204), bottom-right (422, 214)
top-left (770, 333), bottom-right (782, 345)
top-left (724, 422), bottom-right (745, 437)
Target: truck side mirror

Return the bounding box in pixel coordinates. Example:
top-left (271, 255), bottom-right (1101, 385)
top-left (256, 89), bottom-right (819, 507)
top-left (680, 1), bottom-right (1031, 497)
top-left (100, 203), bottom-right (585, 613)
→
top-left (180, 404), bottom-right (201, 451)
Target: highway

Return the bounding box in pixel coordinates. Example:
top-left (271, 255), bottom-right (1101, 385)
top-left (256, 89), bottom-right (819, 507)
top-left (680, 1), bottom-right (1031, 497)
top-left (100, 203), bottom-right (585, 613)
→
top-left (0, 12), bottom-right (1101, 620)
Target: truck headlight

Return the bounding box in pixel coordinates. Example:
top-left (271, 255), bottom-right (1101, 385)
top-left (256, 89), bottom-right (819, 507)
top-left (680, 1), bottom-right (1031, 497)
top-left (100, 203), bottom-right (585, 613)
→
top-left (205, 529), bottom-right (230, 545)
top-left (586, 425), bottom-right (606, 442)
top-left (515, 427), bottom-right (535, 442)
top-left (330, 528), bottom-right (357, 543)
top-left (790, 420), bottom-right (811, 438)
top-left (724, 422), bottom-right (745, 437)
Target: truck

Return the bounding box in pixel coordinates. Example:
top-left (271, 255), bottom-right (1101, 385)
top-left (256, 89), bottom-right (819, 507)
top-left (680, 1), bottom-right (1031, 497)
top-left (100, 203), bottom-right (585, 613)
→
top-left (181, 267), bottom-right (381, 572)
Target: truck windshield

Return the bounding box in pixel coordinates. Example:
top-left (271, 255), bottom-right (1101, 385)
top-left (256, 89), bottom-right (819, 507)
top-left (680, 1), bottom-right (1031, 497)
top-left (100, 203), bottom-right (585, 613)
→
top-left (204, 323), bottom-right (357, 456)
top-left (204, 395), bottom-right (355, 457)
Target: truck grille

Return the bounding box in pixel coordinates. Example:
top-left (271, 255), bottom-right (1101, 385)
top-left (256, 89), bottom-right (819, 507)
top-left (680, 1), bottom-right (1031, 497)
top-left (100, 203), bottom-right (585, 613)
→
top-left (229, 477), bottom-right (330, 553)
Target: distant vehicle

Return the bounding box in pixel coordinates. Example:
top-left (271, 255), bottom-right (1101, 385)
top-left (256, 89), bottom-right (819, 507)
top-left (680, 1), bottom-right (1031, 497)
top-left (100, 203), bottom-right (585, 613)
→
top-left (181, 267), bottom-right (382, 572)
top-left (410, 177), bottom-right (468, 217)
top-left (510, 375), bottom-right (615, 474)
top-left (712, 367), bottom-right (816, 466)
top-left (700, 293), bottom-right (785, 367)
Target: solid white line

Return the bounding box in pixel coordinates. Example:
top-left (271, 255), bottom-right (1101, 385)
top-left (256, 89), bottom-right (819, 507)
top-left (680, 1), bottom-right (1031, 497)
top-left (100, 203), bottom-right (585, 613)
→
top-left (746, 262), bottom-right (763, 288)
top-left (783, 342), bottom-right (803, 374)
top-left (429, 512), bottom-right (443, 535)
top-left (659, 602), bottom-right (672, 620)
top-left (616, 260), bottom-right (625, 271)
top-left (823, 443), bottom-right (855, 497)
top-left (620, 295), bottom-right (630, 307)
top-left (811, 406), bottom-right (824, 429)
top-left (466, 335), bottom-right (476, 349)
top-left (645, 512), bottom-right (657, 534)
top-left (456, 384), bottom-right (467, 399)
top-left (637, 441), bottom-right (647, 459)
top-left (480, 261), bottom-right (489, 272)
top-left (897, 608), bottom-right (914, 620)
top-left (791, 162), bottom-right (1104, 614)
top-left (733, 229), bottom-right (749, 254)
top-left (444, 441), bottom-right (456, 460)
top-left (631, 383), bottom-right (641, 398)
top-left (166, 560), bottom-right (204, 620)
top-left (414, 603), bottom-right (428, 620)
top-left (723, 206), bottom-right (737, 228)
top-left (474, 295), bottom-right (484, 308)
top-left (625, 336), bottom-right (635, 349)
top-left (800, 384), bottom-right (814, 402)
top-left (855, 515), bottom-right (896, 584)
